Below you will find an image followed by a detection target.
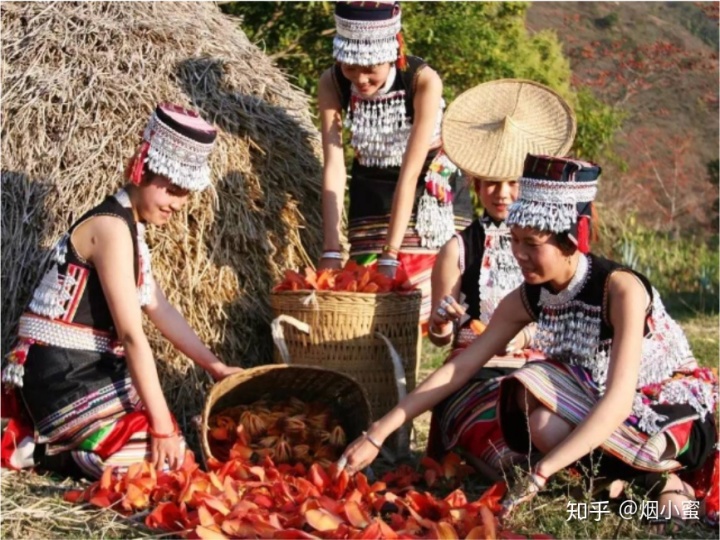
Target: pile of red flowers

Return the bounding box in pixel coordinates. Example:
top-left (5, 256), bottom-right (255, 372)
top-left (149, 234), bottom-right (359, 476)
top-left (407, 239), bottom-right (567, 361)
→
top-left (64, 402), bottom-right (556, 539)
top-left (65, 452), bottom-right (517, 539)
top-left (273, 261), bottom-right (415, 294)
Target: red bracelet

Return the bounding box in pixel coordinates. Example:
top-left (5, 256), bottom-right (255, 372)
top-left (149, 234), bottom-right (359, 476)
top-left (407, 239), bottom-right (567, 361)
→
top-left (149, 419), bottom-right (179, 439)
top-left (532, 468), bottom-right (549, 482)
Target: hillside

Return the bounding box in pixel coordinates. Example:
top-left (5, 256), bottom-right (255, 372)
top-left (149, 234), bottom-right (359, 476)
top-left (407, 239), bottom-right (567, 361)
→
top-left (526, 1), bottom-right (719, 237)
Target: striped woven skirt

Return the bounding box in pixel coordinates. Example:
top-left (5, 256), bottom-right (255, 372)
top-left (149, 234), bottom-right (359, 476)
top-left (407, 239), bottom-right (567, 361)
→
top-left (347, 156), bottom-right (474, 332)
top-left (349, 215), bottom-right (471, 331)
top-left (498, 359), bottom-right (717, 474)
top-left (425, 324), bottom-right (527, 471)
top-left (19, 342), bottom-right (184, 479)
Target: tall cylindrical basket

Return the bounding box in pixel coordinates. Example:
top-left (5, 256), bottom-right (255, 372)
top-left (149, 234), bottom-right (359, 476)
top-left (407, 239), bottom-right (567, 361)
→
top-left (270, 290), bottom-right (422, 455)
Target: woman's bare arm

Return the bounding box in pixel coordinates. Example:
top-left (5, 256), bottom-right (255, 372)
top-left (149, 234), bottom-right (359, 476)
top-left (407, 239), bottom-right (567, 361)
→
top-left (77, 216), bottom-right (181, 469)
top-left (428, 236), bottom-right (462, 346)
top-left (318, 68), bottom-right (347, 261)
top-left (339, 288), bottom-right (532, 472)
top-left (144, 287), bottom-right (241, 381)
top-left (384, 67), bottom-right (443, 251)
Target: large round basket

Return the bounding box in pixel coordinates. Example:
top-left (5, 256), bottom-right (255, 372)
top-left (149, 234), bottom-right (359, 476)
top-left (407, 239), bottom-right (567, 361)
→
top-left (269, 290), bottom-right (422, 455)
top-left (200, 364), bottom-right (371, 463)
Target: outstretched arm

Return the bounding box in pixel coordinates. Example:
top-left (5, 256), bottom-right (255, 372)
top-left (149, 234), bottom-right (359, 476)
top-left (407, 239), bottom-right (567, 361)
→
top-left (338, 288), bottom-right (531, 473)
top-left (144, 286), bottom-right (241, 381)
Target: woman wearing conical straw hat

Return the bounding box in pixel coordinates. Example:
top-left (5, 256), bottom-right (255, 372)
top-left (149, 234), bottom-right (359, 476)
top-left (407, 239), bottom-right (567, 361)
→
top-left (337, 151), bottom-right (718, 524)
top-left (1, 104), bottom-right (241, 479)
top-left (424, 80), bottom-right (576, 475)
top-left (318, 1), bottom-right (474, 330)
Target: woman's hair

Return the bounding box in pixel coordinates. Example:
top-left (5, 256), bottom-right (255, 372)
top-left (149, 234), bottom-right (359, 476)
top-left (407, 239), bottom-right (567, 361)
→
top-left (590, 204), bottom-right (601, 244)
top-left (553, 206), bottom-right (602, 256)
top-left (554, 231), bottom-right (578, 256)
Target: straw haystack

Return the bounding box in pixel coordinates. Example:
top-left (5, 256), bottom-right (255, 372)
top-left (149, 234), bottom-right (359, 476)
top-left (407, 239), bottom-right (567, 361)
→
top-left (1, 2), bottom-right (323, 419)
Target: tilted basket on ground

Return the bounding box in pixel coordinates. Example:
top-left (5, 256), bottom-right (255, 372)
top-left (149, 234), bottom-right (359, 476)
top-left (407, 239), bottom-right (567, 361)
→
top-left (200, 364), bottom-right (371, 464)
top-left (269, 290), bottom-right (422, 456)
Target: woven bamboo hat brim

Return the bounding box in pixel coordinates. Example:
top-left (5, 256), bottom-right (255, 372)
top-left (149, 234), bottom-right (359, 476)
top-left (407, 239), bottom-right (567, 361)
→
top-left (442, 79), bottom-right (576, 181)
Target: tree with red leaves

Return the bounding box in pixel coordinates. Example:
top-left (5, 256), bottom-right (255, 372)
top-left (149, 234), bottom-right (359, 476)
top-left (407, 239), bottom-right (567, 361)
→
top-left (695, 2), bottom-right (719, 21)
top-left (570, 38), bottom-right (717, 107)
top-left (615, 127), bottom-right (713, 235)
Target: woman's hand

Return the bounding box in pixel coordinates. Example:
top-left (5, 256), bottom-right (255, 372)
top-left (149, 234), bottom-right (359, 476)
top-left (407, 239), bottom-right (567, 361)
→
top-left (428, 319), bottom-right (453, 341)
top-left (335, 432), bottom-right (383, 477)
top-left (377, 255), bottom-right (399, 279)
top-left (505, 326), bottom-right (534, 354)
top-left (318, 257), bottom-right (343, 271)
top-left (150, 432), bottom-right (184, 472)
top-left (428, 296), bottom-right (455, 345)
top-left (500, 472), bottom-right (546, 518)
top-left (208, 363), bottom-right (243, 382)
top-left (504, 330), bottom-right (525, 355)
top-left (432, 295), bottom-right (467, 327)
top-left (377, 263), bottom-right (398, 279)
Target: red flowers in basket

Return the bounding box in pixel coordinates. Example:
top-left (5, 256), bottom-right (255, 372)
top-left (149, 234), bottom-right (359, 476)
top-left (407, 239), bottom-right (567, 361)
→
top-left (273, 260), bottom-right (415, 294)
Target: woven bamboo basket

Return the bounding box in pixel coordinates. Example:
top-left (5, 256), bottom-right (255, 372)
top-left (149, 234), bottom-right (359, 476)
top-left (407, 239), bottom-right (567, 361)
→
top-left (269, 290), bottom-right (422, 455)
top-left (200, 364), bottom-right (371, 463)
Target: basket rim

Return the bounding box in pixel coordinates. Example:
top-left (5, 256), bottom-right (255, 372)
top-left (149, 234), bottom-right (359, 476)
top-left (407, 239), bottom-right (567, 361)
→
top-left (270, 290), bottom-right (421, 298)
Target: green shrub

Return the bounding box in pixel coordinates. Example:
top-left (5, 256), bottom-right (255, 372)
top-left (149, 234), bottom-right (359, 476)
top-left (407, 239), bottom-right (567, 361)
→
top-left (598, 219), bottom-right (719, 317)
top-left (594, 12), bottom-right (619, 30)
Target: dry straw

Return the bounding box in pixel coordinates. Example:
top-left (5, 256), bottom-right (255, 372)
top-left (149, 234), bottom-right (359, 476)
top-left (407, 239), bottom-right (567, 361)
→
top-left (1, 2), bottom-right (324, 423)
top-left (0, 469), bottom-right (157, 538)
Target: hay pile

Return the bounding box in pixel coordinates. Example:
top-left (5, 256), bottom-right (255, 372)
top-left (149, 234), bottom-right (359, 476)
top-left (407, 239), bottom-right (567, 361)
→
top-left (0, 469), bottom-right (153, 539)
top-left (1, 2), bottom-right (323, 420)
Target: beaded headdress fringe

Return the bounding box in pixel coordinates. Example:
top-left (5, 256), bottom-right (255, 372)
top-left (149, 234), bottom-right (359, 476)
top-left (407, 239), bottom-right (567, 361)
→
top-left (142, 110), bottom-right (214, 192)
top-left (333, 6), bottom-right (402, 66)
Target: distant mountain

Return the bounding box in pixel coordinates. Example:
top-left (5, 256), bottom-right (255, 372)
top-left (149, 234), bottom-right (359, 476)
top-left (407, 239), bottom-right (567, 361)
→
top-left (526, 1), bottom-right (719, 236)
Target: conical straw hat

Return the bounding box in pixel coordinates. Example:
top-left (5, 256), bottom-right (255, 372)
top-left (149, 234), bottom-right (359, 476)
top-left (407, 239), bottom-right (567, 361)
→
top-left (442, 79), bottom-right (576, 181)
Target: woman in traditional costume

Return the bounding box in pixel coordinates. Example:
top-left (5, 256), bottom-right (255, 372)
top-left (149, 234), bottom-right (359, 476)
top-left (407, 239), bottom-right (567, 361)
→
top-left (318, 0), bottom-right (474, 328)
top-left (1, 104), bottom-right (241, 479)
top-left (425, 81), bottom-right (576, 476)
top-left (338, 153), bottom-right (718, 523)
